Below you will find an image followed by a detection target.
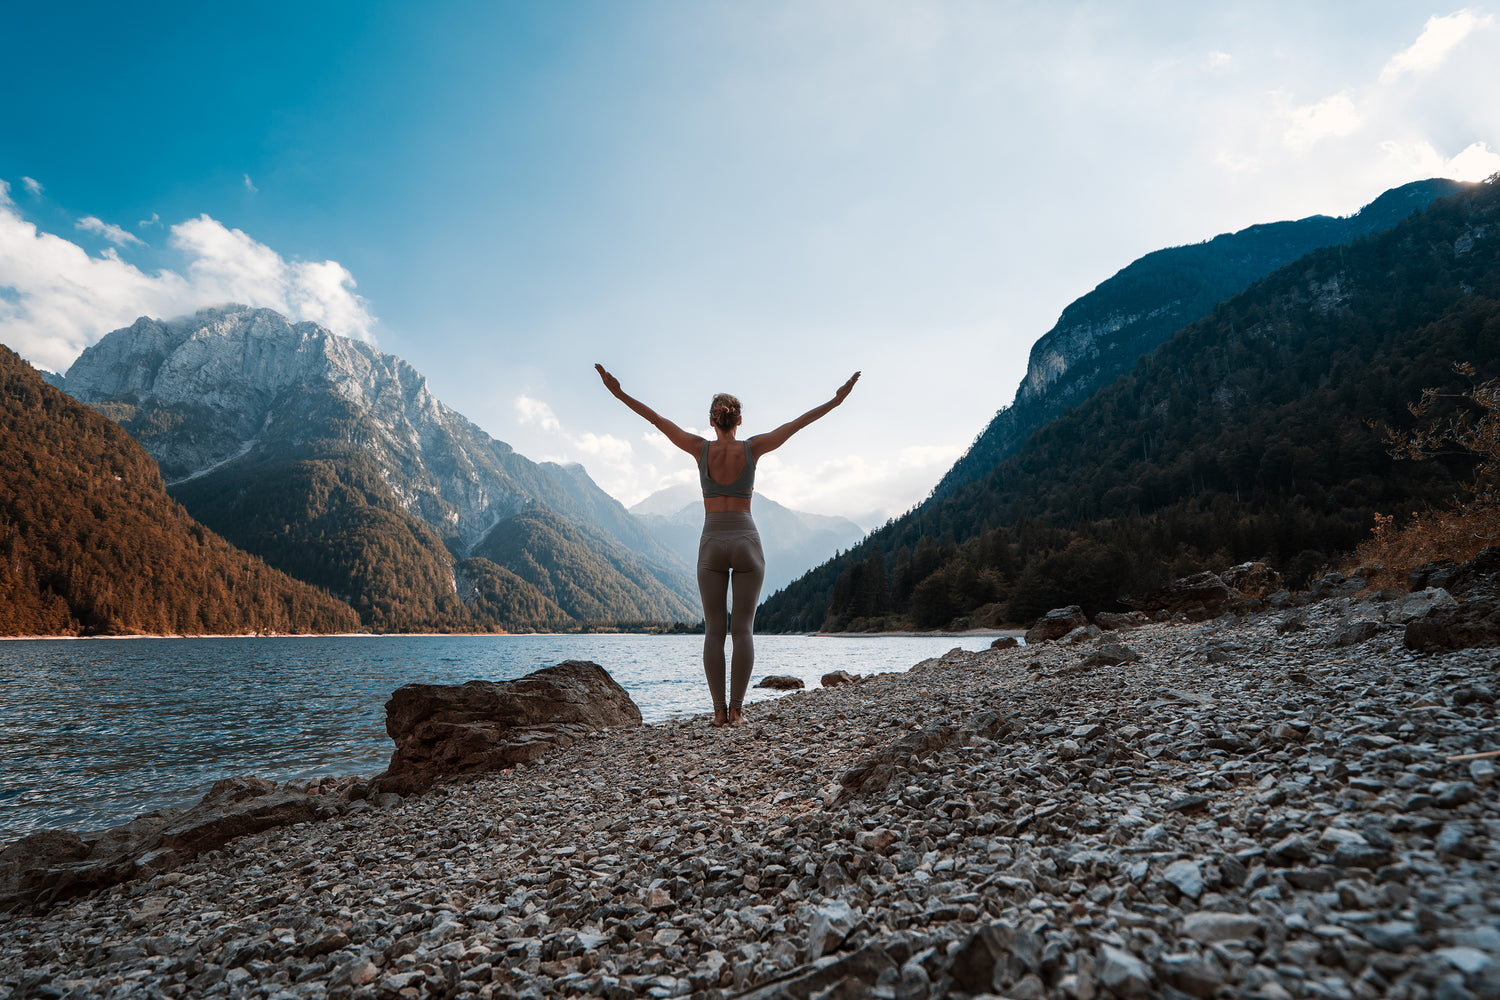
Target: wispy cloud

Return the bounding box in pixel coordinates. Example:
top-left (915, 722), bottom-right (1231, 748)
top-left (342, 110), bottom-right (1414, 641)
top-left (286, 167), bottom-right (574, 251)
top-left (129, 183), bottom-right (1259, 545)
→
top-left (76, 215), bottom-right (145, 247)
top-left (0, 188), bottom-right (377, 374)
top-left (243, 173), bottom-right (258, 194)
top-left (1380, 9), bottom-right (1494, 83)
top-left (1280, 90), bottom-right (1362, 152)
top-left (138, 212), bottom-right (160, 229)
top-left (514, 393), bottom-right (695, 506)
top-left (20, 177), bottom-right (43, 197)
top-left (515, 394), bottom-right (562, 433)
top-left (1378, 139), bottom-right (1500, 182)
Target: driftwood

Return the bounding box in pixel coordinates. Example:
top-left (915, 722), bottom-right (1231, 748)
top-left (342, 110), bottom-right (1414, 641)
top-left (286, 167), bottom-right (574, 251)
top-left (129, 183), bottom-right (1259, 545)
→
top-left (1446, 749), bottom-right (1500, 762)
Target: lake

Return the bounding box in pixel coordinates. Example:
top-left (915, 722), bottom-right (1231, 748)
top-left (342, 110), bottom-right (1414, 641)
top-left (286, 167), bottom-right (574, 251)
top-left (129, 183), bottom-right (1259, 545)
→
top-left (0, 633), bottom-right (1005, 841)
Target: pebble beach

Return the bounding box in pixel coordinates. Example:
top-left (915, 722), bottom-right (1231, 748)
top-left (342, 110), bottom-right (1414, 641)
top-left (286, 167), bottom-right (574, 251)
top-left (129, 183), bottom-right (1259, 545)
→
top-left (3, 591), bottom-right (1498, 1000)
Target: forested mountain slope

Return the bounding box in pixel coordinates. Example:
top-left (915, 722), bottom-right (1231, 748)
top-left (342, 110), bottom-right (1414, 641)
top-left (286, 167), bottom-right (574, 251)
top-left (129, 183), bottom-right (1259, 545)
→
top-left (0, 345), bottom-right (360, 636)
top-left (760, 178), bottom-right (1500, 632)
top-left (931, 178), bottom-right (1467, 502)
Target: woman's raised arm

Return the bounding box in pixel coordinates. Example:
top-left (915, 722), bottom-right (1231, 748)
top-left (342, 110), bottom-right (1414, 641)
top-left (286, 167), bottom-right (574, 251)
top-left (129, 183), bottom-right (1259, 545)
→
top-left (595, 364), bottom-right (703, 456)
top-left (749, 372), bottom-right (860, 460)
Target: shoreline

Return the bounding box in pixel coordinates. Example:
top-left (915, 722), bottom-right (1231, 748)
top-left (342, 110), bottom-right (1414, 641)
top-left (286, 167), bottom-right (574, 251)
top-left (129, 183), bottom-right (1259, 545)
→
top-left (0, 628), bottom-right (1024, 642)
top-left (3, 598), bottom-right (1495, 998)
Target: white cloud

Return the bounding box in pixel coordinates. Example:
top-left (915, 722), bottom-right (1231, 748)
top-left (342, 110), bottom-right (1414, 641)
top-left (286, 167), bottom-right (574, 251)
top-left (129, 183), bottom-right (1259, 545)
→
top-left (1447, 140), bottom-right (1500, 181)
top-left (168, 215), bottom-right (374, 342)
top-left (21, 177), bottom-right (42, 197)
top-left (139, 212), bottom-right (160, 229)
top-left (1380, 9), bottom-right (1493, 84)
top-left (1206, 50), bottom-right (1232, 70)
top-left (76, 215), bottom-right (145, 247)
top-left (514, 394), bottom-right (562, 433)
top-left (1281, 90), bottom-right (1362, 152)
top-left (243, 174), bottom-right (258, 194)
top-left (0, 191), bottom-right (377, 373)
top-left (1377, 139), bottom-right (1500, 182)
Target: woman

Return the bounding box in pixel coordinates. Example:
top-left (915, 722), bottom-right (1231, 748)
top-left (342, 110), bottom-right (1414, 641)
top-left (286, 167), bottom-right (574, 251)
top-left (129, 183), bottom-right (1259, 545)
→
top-left (595, 364), bottom-right (860, 726)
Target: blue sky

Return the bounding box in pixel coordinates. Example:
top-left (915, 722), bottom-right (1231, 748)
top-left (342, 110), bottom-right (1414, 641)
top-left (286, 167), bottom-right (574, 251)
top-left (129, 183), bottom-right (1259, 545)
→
top-left (3, 2), bottom-right (1498, 526)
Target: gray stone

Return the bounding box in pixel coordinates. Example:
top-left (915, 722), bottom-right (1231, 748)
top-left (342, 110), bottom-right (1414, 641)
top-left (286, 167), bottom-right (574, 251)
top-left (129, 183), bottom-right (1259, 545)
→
top-left (1024, 606), bottom-right (1090, 644)
top-left (1098, 945), bottom-right (1154, 998)
top-left (1334, 620), bottom-right (1383, 646)
top-left (1081, 642), bottom-right (1142, 667)
top-left (1163, 859), bottom-right (1205, 900)
top-left (1180, 912), bottom-right (1265, 943)
top-left (1433, 781), bottom-right (1479, 808)
top-left (1437, 947), bottom-right (1495, 976)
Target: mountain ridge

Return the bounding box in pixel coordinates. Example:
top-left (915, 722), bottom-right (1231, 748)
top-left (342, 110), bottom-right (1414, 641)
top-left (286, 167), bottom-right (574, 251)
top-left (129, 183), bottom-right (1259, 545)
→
top-left (60, 307), bottom-right (698, 630)
top-left (760, 175), bottom-right (1499, 631)
top-left (930, 177), bottom-right (1470, 502)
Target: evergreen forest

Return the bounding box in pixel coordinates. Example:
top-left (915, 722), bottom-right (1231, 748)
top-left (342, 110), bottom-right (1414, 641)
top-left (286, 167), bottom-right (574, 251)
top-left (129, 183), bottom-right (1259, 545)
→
top-left (0, 346), bottom-right (361, 636)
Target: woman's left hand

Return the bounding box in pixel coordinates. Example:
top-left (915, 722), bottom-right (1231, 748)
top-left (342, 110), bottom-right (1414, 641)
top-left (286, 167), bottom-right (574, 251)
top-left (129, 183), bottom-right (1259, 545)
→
top-left (835, 371), bottom-right (861, 403)
top-left (595, 364), bottom-right (622, 395)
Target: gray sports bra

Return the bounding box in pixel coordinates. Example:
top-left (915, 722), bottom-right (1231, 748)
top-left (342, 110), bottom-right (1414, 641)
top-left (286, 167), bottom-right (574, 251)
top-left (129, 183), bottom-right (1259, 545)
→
top-left (700, 440), bottom-right (755, 499)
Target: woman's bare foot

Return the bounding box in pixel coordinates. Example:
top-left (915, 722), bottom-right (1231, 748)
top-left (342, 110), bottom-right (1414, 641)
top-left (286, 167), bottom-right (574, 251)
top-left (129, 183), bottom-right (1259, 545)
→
top-left (728, 706), bottom-right (745, 725)
top-left (713, 707), bottom-right (728, 727)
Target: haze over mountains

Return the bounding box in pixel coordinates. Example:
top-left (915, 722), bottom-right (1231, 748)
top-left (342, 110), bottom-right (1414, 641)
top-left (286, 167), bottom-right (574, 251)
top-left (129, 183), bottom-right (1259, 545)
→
top-left (630, 484), bottom-right (865, 598)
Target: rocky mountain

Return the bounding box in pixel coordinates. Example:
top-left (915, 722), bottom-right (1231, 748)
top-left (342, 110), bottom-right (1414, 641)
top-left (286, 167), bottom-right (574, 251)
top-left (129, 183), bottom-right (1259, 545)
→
top-left (0, 344), bottom-right (360, 636)
top-left (760, 175), bottom-right (1500, 631)
top-left (58, 306), bottom-right (697, 630)
top-left (931, 177), bottom-right (1469, 501)
top-left (630, 484), bottom-right (866, 597)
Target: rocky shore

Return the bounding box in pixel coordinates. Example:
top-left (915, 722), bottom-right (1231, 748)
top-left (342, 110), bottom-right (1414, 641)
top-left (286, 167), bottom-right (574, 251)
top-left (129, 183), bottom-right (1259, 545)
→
top-left (3, 583), bottom-right (1499, 999)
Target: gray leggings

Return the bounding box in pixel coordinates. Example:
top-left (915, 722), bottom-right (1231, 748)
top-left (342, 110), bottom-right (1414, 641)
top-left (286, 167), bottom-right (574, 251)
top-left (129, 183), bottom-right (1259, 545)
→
top-left (697, 511), bottom-right (765, 711)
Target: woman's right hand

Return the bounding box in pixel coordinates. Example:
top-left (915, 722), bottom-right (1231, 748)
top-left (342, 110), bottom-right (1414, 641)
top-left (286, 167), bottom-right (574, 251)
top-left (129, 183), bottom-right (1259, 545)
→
top-left (834, 371), bottom-right (861, 404)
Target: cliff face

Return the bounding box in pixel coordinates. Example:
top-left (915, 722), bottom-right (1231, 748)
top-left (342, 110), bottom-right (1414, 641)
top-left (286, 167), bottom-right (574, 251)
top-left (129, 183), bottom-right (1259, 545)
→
top-left (932, 177), bottom-right (1470, 501)
top-left (60, 306), bottom-right (697, 629)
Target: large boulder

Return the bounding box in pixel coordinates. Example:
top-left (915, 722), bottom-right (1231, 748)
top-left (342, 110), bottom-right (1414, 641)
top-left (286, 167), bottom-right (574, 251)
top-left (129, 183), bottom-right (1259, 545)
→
top-left (1403, 549), bottom-right (1500, 652)
top-left (1410, 546), bottom-right (1500, 601)
top-left (1123, 571), bottom-right (1238, 618)
top-left (1095, 610), bottom-right (1150, 631)
top-left (1405, 599), bottom-right (1500, 652)
top-left (1024, 606), bottom-right (1089, 644)
top-left (374, 660), bottom-right (641, 795)
top-left (1221, 561), bottom-right (1283, 599)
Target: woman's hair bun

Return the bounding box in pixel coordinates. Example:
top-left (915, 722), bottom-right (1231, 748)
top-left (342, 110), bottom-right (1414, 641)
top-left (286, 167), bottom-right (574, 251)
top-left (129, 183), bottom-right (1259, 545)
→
top-left (709, 393), bottom-right (741, 431)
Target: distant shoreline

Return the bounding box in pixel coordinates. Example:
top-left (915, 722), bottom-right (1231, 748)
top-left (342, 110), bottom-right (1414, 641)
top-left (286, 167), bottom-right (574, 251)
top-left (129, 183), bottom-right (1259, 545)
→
top-left (0, 628), bottom-right (1025, 641)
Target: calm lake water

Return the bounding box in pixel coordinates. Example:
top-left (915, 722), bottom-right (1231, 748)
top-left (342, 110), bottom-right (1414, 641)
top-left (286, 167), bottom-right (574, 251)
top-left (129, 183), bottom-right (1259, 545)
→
top-left (0, 633), bottom-right (1002, 841)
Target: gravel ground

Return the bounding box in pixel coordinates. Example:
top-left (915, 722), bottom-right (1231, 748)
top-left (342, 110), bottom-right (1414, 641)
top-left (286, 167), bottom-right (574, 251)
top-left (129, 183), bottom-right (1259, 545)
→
top-left (2, 591), bottom-right (1498, 1000)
